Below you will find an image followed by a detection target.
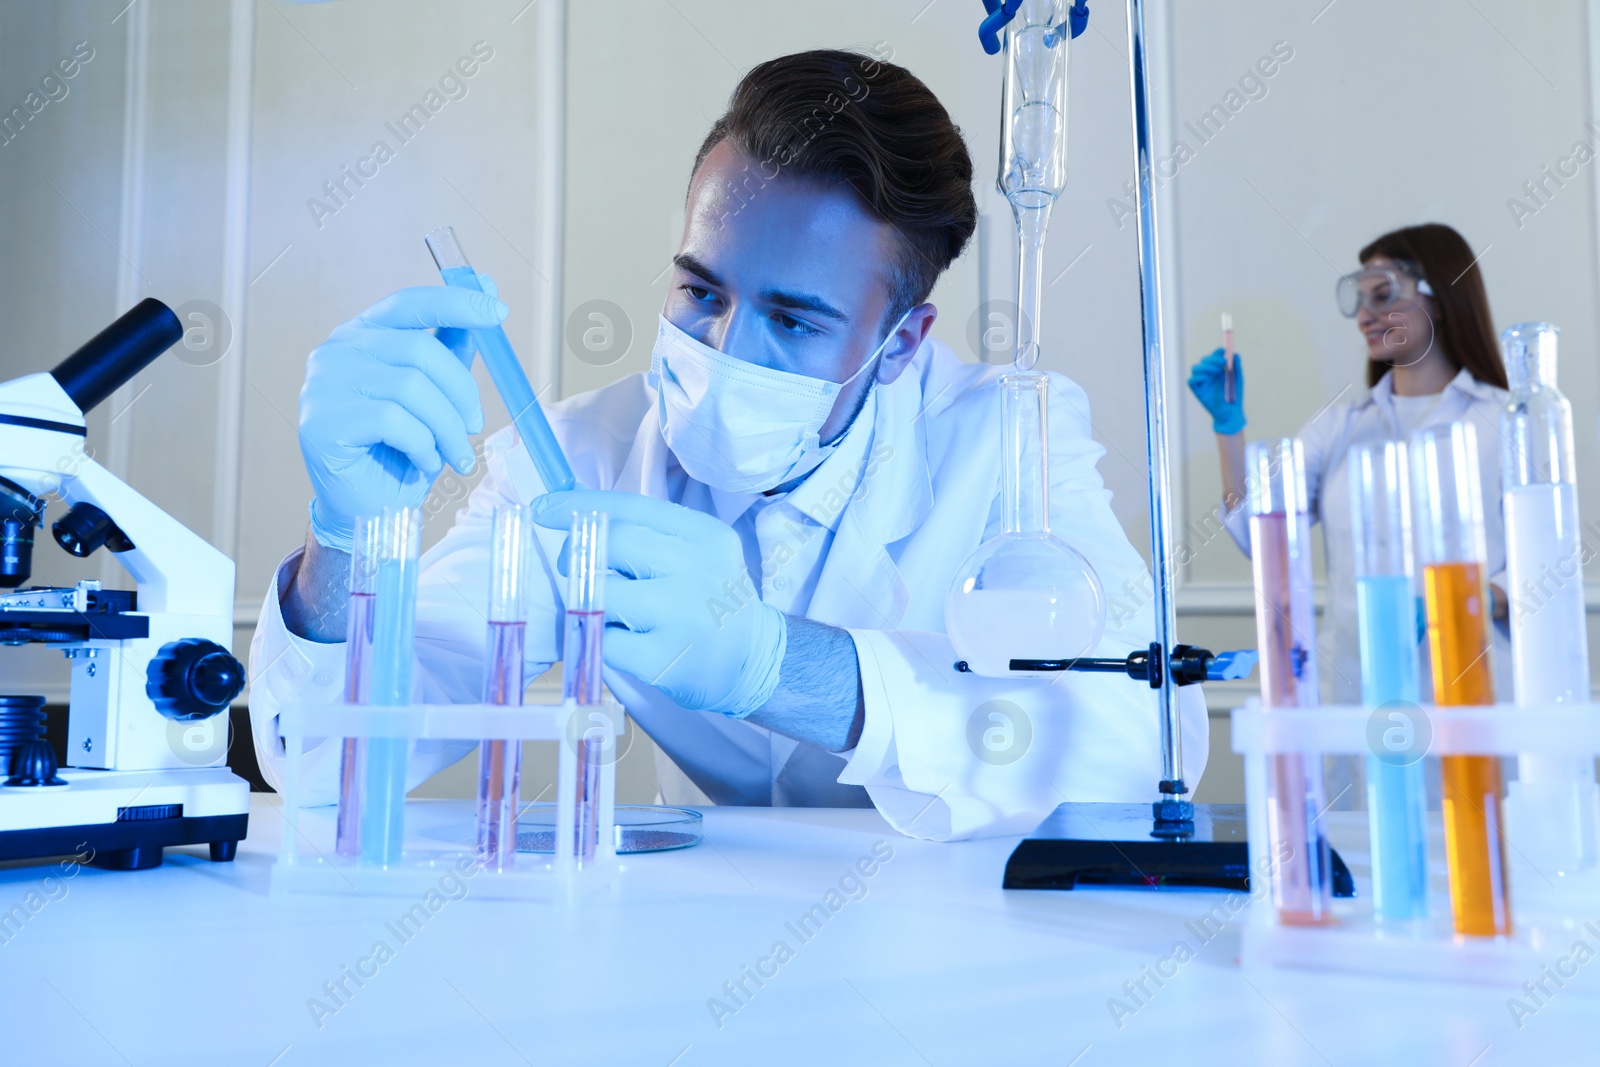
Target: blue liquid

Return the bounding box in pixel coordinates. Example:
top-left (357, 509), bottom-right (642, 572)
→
top-left (1356, 574), bottom-right (1430, 921)
top-left (360, 556), bottom-right (418, 867)
top-left (438, 265), bottom-right (576, 493)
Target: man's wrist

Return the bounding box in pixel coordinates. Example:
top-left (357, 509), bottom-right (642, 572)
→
top-left (281, 526), bottom-right (352, 643)
top-left (745, 615), bottom-right (863, 752)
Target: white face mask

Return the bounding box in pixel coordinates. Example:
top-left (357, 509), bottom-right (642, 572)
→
top-left (649, 312), bottom-right (908, 494)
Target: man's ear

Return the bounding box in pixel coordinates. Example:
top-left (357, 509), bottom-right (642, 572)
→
top-left (875, 303), bottom-right (937, 385)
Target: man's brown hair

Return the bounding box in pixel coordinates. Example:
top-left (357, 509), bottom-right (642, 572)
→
top-left (693, 49), bottom-right (978, 325)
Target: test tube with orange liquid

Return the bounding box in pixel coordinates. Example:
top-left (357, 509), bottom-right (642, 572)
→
top-left (1410, 422), bottom-right (1513, 937)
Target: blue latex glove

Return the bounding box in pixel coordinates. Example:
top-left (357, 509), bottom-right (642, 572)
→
top-left (433, 270), bottom-right (498, 366)
top-left (531, 489), bottom-right (787, 719)
top-left (1186, 348), bottom-right (1247, 435)
top-left (298, 285), bottom-right (506, 551)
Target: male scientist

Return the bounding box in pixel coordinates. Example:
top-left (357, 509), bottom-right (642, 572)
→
top-left (250, 49), bottom-right (1207, 840)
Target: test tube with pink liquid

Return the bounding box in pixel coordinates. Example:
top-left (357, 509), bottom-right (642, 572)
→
top-left (476, 505), bottom-right (529, 870)
top-left (557, 510), bottom-right (611, 867)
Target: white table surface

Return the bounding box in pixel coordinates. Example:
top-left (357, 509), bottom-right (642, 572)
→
top-left (0, 796), bottom-right (1590, 1066)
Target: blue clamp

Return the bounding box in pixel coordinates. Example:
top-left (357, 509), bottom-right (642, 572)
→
top-left (1069, 1), bottom-right (1089, 39)
top-left (980, 0), bottom-right (1089, 56)
top-left (1206, 649), bottom-right (1260, 682)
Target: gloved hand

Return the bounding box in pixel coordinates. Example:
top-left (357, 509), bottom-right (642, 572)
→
top-left (432, 271), bottom-right (498, 365)
top-left (1186, 348), bottom-right (1246, 435)
top-left (530, 489), bottom-right (787, 718)
top-left (298, 285), bottom-right (507, 552)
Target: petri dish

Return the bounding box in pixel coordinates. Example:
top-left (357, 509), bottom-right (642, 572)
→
top-left (515, 804), bottom-right (703, 854)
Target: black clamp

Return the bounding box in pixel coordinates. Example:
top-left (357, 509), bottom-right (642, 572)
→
top-left (1002, 642), bottom-right (1217, 686)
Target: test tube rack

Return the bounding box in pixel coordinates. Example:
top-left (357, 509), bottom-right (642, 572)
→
top-left (1234, 699), bottom-right (1600, 986)
top-left (270, 700), bottom-right (620, 900)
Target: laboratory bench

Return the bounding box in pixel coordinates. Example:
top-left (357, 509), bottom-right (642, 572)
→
top-left (0, 797), bottom-right (1588, 1066)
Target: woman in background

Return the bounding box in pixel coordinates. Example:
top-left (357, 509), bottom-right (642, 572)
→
top-left (1187, 222), bottom-right (1510, 703)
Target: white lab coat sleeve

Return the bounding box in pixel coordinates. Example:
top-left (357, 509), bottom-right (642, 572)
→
top-left (837, 371), bottom-right (1208, 841)
top-left (1295, 397), bottom-right (1351, 529)
top-left (840, 629), bottom-right (1208, 841)
top-left (248, 429), bottom-right (563, 805)
top-left (1222, 398), bottom-right (1351, 558)
top-left (247, 548), bottom-right (357, 805)
top-left (1220, 497), bottom-right (1251, 556)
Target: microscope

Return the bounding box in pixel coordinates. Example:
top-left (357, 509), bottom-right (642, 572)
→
top-left (0, 299), bottom-right (249, 870)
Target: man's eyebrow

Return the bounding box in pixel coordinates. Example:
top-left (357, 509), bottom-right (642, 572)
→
top-left (672, 253), bottom-right (723, 288)
top-left (673, 252), bottom-right (851, 325)
top-left (758, 287), bottom-right (850, 324)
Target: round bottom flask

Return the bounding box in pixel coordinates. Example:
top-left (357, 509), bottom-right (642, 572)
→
top-left (946, 372), bottom-right (1105, 676)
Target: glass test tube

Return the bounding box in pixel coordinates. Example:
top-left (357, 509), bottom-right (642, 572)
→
top-left (477, 505), bottom-right (528, 870)
top-left (424, 226), bottom-right (576, 493)
top-left (335, 515), bottom-right (382, 858)
top-left (359, 506), bottom-right (421, 868)
top-left (1411, 422), bottom-right (1512, 937)
top-left (1348, 440), bottom-right (1429, 921)
top-left (563, 510), bottom-right (608, 866)
top-left (1246, 438), bottom-right (1334, 925)
top-left (1499, 322), bottom-right (1596, 870)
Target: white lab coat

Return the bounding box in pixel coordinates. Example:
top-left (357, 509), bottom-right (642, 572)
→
top-left (1221, 367), bottom-right (1511, 703)
top-left (249, 338), bottom-right (1208, 841)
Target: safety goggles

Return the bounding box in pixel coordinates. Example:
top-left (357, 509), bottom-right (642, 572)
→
top-left (1336, 265), bottom-right (1434, 318)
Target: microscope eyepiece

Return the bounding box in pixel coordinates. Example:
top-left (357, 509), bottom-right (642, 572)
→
top-left (49, 298), bottom-right (182, 415)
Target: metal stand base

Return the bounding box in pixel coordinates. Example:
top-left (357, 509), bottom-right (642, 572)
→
top-left (1002, 802), bottom-right (1354, 895)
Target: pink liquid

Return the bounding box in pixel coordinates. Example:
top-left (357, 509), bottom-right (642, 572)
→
top-left (336, 591), bottom-right (376, 858)
top-left (1223, 332), bottom-right (1236, 404)
top-left (1248, 512), bottom-right (1333, 925)
top-left (563, 609), bottom-right (605, 705)
top-left (564, 609), bottom-right (606, 863)
top-left (477, 620), bottom-right (525, 869)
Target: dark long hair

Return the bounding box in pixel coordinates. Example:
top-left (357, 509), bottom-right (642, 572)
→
top-left (1358, 223), bottom-right (1506, 390)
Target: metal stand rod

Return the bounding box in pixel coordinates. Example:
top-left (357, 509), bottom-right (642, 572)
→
top-left (1125, 0), bottom-right (1184, 799)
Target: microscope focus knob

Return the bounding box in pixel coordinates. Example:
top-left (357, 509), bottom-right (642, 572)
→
top-left (146, 639), bottom-right (246, 722)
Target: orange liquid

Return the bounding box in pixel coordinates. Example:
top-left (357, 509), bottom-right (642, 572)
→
top-left (1422, 562), bottom-right (1512, 937)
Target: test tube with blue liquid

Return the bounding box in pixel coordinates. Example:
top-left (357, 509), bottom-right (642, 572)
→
top-left (360, 506), bottom-right (421, 868)
top-left (1348, 440), bottom-right (1429, 922)
top-left (477, 505), bottom-right (529, 870)
top-left (1246, 438), bottom-right (1334, 925)
top-left (335, 515), bottom-right (382, 858)
top-left (559, 510), bottom-right (609, 866)
top-left (424, 226), bottom-right (576, 494)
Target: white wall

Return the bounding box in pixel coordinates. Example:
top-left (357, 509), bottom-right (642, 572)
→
top-left (1159, 0), bottom-right (1600, 798)
top-left (5, 0), bottom-right (1599, 804)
